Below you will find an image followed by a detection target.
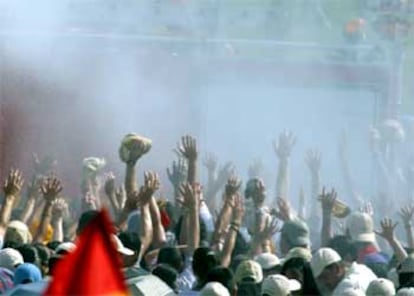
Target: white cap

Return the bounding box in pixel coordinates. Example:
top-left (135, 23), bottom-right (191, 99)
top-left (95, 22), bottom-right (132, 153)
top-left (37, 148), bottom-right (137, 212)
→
top-left (346, 212), bottom-right (376, 243)
top-left (310, 248), bottom-right (341, 278)
top-left (235, 260), bottom-right (263, 284)
top-left (342, 288), bottom-right (366, 296)
top-left (0, 248), bottom-right (23, 271)
top-left (284, 247), bottom-right (312, 263)
top-left (55, 242), bottom-right (76, 254)
top-left (397, 288), bottom-right (414, 296)
top-left (254, 253), bottom-right (280, 270)
top-left (200, 282), bottom-right (230, 296)
top-left (366, 278), bottom-right (396, 296)
top-left (111, 235), bottom-right (134, 256)
top-left (261, 274), bottom-right (301, 296)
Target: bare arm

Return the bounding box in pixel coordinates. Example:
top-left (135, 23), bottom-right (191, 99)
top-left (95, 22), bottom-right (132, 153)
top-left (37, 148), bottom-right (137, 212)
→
top-left (375, 218), bottom-right (407, 263)
top-left (149, 194), bottom-right (167, 248)
top-left (400, 205), bottom-right (414, 249)
top-left (0, 169), bottom-right (24, 227)
top-left (306, 150), bottom-right (321, 216)
top-left (273, 132), bottom-right (296, 202)
top-left (167, 158), bottom-right (187, 205)
top-left (179, 183), bottom-right (200, 255)
top-left (176, 135), bottom-right (198, 185)
top-left (34, 176), bottom-right (63, 243)
top-left (319, 187), bottom-right (336, 247)
top-left (51, 198), bottom-right (68, 242)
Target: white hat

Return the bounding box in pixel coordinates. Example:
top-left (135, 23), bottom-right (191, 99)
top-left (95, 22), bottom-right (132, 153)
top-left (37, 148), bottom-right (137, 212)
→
top-left (254, 253), bottom-right (280, 270)
top-left (0, 248), bottom-right (23, 271)
top-left (284, 247), bottom-right (312, 263)
top-left (200, 282), bottom-right (230, 296)
top-left (366, 278), bottom-right (396, 296)
top-left (310, 248), bottom-right (341, 278)
top-left (261, 274), bottom-right (301, 296)
top-left (346, 212), bottom-right (376, 243)
top-left (55, 242), bottom-right (76, 255)
top-left (111, 235), bottom-right (134, 256)
top-left (342, 288), bottom-right (366, 296)
top-left (397, 287), bottom-right (414, 296)
top-left (235, 260), bottom-right (263, 284)
top-left (5, 221), bottom-right (32, 244)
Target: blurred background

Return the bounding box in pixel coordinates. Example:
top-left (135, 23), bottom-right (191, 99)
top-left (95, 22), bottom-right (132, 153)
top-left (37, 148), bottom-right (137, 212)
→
top-left (0, 0), bottom-right (413, 204)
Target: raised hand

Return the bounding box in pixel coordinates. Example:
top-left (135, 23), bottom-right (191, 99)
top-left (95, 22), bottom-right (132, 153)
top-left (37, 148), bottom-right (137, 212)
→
top-left (375, 218), bottom-right (398, 242)
top-left (258, 217), bottom-right (280, 241)
top-left (104, 172), bottom-right (116, 197)
top-left (176, 135), bottom-right (198, 161)
top-left (167, 159), bottom-right (187, 188)
top-left (179, 182), bottom-right (201, 210)
top-left (273, 131), bottom-right (296, 159)
top-left (3, 169), bottom-right (24, 198)
top-left (125, 172), bottom-right (160, 211)
top-left (216, 162), bottom-right (235, 185)
top-left (51, 198), bottom-right (68, 221)
top-left (203, 154), bottom-right (218, 172)
top-left (245, 178), bottom-right (266, 206)
top-left (32, 153), bottom-right (56, 176)
top-left (400, 204), bottom-right (414, 226)
top-left (40, 176), bottom-right (63, 203)
top-left (225, 176), bottom-right (242, 198)
top-left (119, 134), bottom-right (152, 165)
top-left (305, 150), bottom-right (321, 173)
top-left (319, 187), bottom-right (337, 214)
top-left (275, 197), bottom-right (291, 222)
top-left (359, 201), bottom-right (374, 217)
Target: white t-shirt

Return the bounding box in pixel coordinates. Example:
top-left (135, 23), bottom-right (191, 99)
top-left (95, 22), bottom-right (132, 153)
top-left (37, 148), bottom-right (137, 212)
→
top-left (333, 262), bottom-right (377, 295)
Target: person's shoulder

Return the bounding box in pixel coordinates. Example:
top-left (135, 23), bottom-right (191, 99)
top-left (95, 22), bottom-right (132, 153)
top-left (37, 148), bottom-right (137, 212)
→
top-left (333, 276), bottom-right (361, 295)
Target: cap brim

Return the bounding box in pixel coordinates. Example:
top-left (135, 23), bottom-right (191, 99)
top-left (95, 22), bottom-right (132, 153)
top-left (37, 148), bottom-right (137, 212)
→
top-left (356, 232), bottom-right (376, 243)
top-left (289, 279), bottom-right (301, 291)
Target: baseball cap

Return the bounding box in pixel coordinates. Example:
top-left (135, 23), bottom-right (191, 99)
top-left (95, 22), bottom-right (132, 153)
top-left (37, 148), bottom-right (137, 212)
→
top-left (112, 235), bottom-right (134, 256)
top-left (346, 212), bottom-right (376, 243)
top-left (235, 260), bottom-right (263, 284)
top-left (366, 278), bottom-right (396, 296)
top-left (310, 248), bottom-right (342, 278)
top-left (281, 219), bottom-right (310, 248)
top-left (55, 242), bottom-right (76, 255)
top-left (254, 253), bottom-right (280, 270)
top-left (398, 288), bottom-right (414, 296)
top-left (261, 274), bottom-right (301, 296)
top-left (201, 282), bottom-right (230, 296)
top-left (5, 221), bottom-right (32, 245)
top-left (13, 263), bottom-right (42, 285)
top-left (284, 247), bottom-right (312, 263)
top-left (398, 255), bottom-right (414, 274)
top-left (0, 248), bottom-right (24, 271)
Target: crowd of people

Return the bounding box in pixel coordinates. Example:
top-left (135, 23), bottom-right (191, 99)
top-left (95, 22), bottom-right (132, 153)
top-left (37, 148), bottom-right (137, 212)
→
top-left (0, 126), bottom-right (414, 295)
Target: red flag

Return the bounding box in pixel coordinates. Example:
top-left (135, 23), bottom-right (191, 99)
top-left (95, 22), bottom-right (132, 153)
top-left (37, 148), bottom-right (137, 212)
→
top-left (44, 210), bottom-right (129, 295)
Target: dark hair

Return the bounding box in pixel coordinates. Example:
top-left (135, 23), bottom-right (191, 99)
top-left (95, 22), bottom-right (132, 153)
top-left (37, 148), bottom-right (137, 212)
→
top-left (77, 210), bottom-right (99, 235)
top-left (16, 244), bottom-right (39, 265)
top-left (32, 243), bottom-right (51, 267)
top-left (192, 247), bottom-right (219, 285)
top-left (46, 241), bottom-right (61, 251)
top-left (399, 272), bottom-right (414, 289)
top-left (237, 280), bottom-right (261, 296)
top-left (157, 247), bottom-right (184, 273)
top-left (152, 264), bottom-right (178, 292)
top-left (118, 231), bottom-right (141, 255)
top-left (206, 266), bottom-right (235, 294)
top-left (328, 235), bottom-right (357, 262)
top-left (48, 256), bottom-right (61, 276)
top-left (3, 240), bottom-right (21, 249)
top-left (281, 258), bottom-right (320, 295)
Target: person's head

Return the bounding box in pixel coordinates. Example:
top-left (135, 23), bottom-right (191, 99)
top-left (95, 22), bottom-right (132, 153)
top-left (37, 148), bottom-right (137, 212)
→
top-left (13, 263), bottom-right (42, 285)
top-left (284, 247), bottom-right (312, 263)
top-left (111, 235), bottom-right (134, 268)
top-left (327, 235), bottom-right (358, 263)
top-left (0, 248), bottom-right (24, 271)
top-left (261, 274), bottom-right (301, 296)
top-left (152, 264), bottom-right (178, 293)
top-left (206, 266), bottom-right (235, 295)
top-left (254, 253), bottom-right (281, 278)
top-left (366, 278), bottom-right (396, 296)
top-left (346, 212), bottom-right (378, 248)
top-left (157, 247), bottom-right (184, 273)
top-left (398, 255), bottom-right (414, 289)
top-left (235, 260), bottom-right (263, 285)
top-left (193, 247), bottom-right (219, 284)
top-left (200, 281), bottom-right (230, 296)
top-left (4, 221), bottom-right (32, 246)
top-left (76, 210), bottom-right (99, 236)
top-left (55, 242), bottom-right (76, 256)
top-left (16, 244), bottom-right (39, 265)
top-left (280, 219), bottom-right (310, 255)
top-left (32, 243), bottom-right (51, 276)
top-left (281, 257), bottom-right (319, 295)
top-left (118, 232), bottom-right (141, 267)
top-left (310, 248), bottom-right (345, 292)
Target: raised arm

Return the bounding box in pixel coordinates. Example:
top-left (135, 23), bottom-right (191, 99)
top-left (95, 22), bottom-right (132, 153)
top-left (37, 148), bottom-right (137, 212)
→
top-left (375, 218), bottom-right (407, 263)
top-left (34, 176), bottom-right (63, 243)
top-left (51, 198), bottom-right (68, 242)
top-left (250, 217), bottom-right (279, 256)
top-left (104, 173), bottom-right (121, 217)
top-left (0, 169), bottom-right (24, 227)
top-left (221, 194), bottom-right (244, 267)
top-left (305, 149), bottom-right (321, 216)
top-left (166, 158), bottom-right (187, 206)
top-left (273, 131), bottom-right (296, 202)
top-left (176, 135), bottom-right (198, 185)
top-left (399, 205), bottom-right (414, 249)
top-left (147, 173), bottom-right (166, 248)
top-left (319, 187), bottom-right (336, 247)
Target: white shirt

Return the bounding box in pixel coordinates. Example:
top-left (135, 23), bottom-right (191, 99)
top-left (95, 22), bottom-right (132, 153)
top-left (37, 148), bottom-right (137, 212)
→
top-left (333, 262), bottom-right (377, 295)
